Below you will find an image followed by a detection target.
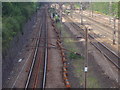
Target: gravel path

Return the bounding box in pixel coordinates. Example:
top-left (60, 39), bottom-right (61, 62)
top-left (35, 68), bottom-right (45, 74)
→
top-left (45, 14), bottom-right (65, 88)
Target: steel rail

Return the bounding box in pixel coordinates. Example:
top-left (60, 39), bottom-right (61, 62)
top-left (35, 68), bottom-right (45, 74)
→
top-left (25, 20), bottom-right (43, 89)
top-left (89, 34), bottom-right (120, 59)
top-left (25, 9), bottom-right (49, 89)
top-left (90, 41), bottom-right (120, 70)
top-left (42, 9), bottom-right (48, 88)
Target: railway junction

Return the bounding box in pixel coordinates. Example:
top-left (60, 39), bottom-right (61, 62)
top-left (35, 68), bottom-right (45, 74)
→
top-left (2, 2), bottom-right (120, 89)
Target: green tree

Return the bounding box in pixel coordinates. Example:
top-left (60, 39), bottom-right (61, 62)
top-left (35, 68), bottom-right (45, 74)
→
top-left (2, 2), bottom-right (38, 53)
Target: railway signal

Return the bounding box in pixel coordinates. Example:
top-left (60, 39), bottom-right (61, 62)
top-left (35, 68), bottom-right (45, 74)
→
top-left (60, 3), bottom-right (62, 38)
top-left (91, 2), bottom-right (93, 17)
top-left (109, 1), bottom-right (112, 24)
top-left (80, 2), bottom-right (83, 25)
top-left (84, 66), bottom-right (88, 90)
top-left (84, 27), bottom-right (88, 89)
top-left (113, 17), bottom-right (116, 45)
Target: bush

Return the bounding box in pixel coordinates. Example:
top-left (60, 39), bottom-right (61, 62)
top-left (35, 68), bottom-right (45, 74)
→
top-left (89, 2), bottom-right (118, 18)
top-left (69, 52), bottom-right (82, 59)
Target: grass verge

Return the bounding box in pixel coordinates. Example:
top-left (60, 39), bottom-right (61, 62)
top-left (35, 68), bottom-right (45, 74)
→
top-left (55, 21), bottom-right (100, 88)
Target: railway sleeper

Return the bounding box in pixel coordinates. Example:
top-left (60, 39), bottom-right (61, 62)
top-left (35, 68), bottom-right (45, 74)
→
top-left (50, 17), bottom-right (71, 88)
top-left (61, 52), bottom-right (65, 57)
top-left (63, 62), bottom-right (68, 67)
top-left (63, 67), bottom-right (68, 74)
top-left (63, 72), bottom-right (68, 79)
top-left (61, 51), bottom-right (65, 56)
top-left (62, 57), bottom-right (67, 62)
top-left (64, 78), bottom-right (71, 88)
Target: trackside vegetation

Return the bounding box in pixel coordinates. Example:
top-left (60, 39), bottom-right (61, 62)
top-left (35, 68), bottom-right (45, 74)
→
top-left (2, 2), bottom-right (39, 54)
top-left (89, 2), bottom-right (119, 18)
top-left (118, 1), bottom-right (120, 18)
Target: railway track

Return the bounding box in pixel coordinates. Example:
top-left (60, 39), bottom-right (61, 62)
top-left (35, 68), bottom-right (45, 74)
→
top-left (64, 15), bottom-right (120, 70)
top-left (82, 11), bottom-right (118, 29)
top-left (73, 13), bottom-right (119, 43)
top-left (25, 8), bottom-right (48, 89)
